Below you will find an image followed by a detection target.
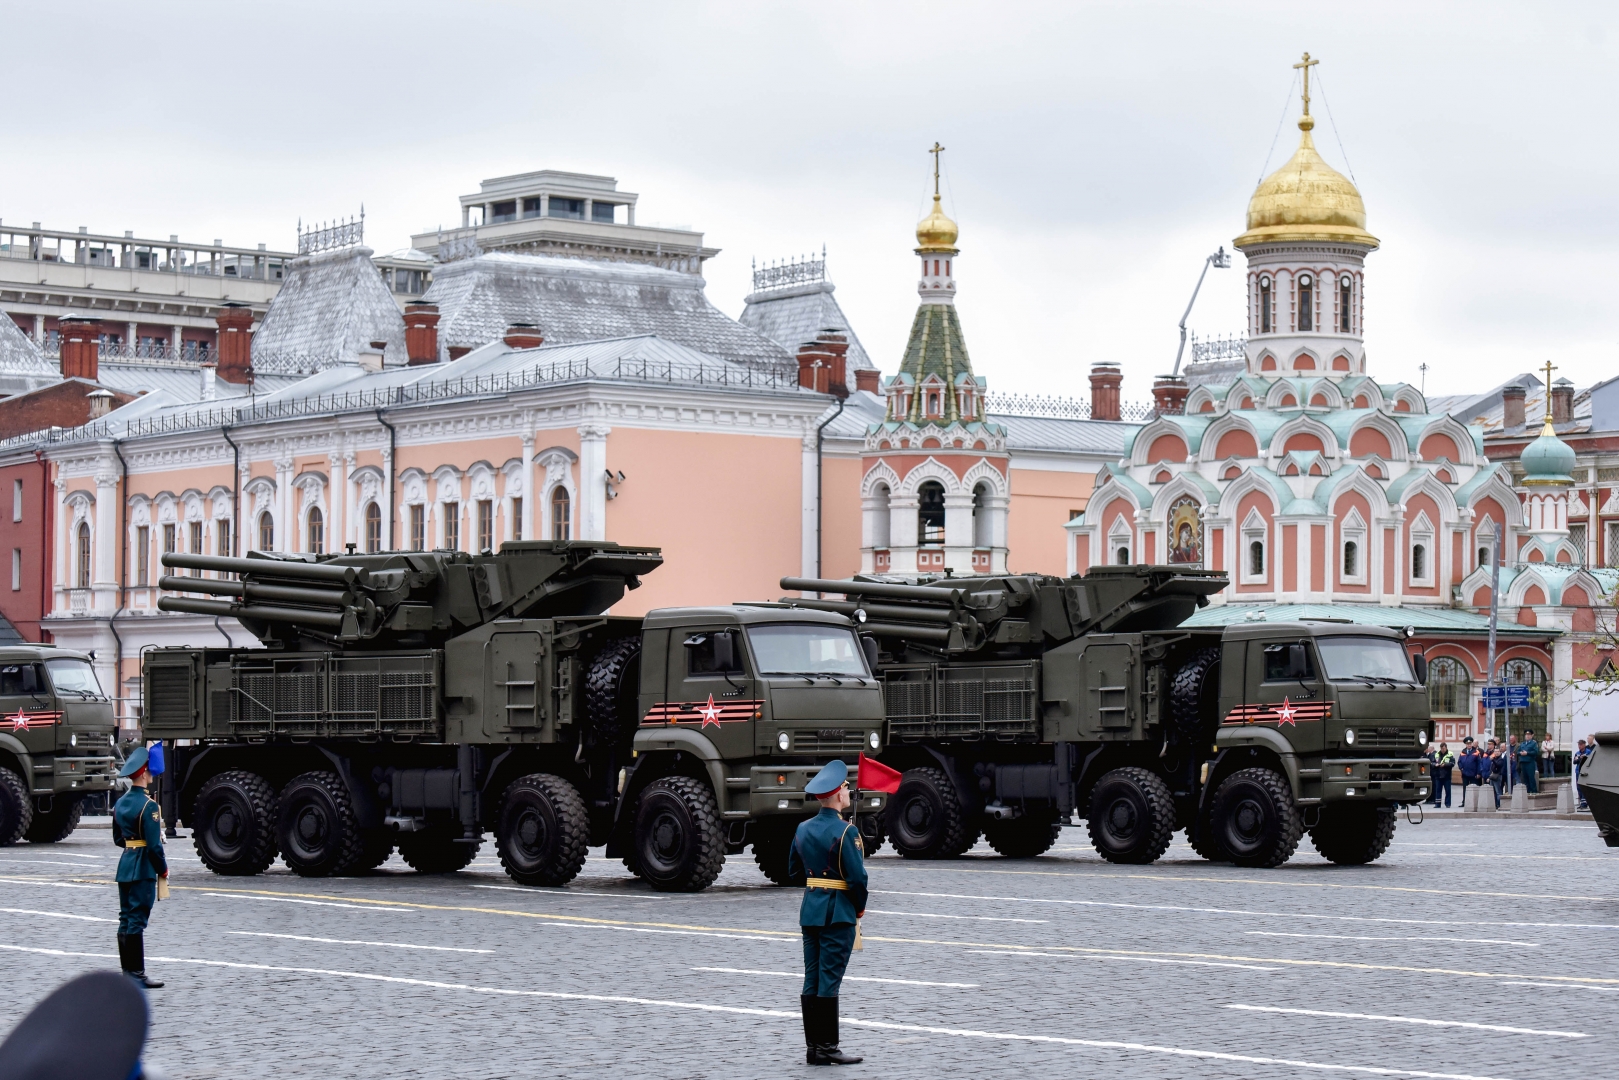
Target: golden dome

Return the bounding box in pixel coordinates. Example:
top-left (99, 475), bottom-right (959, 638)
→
top-left (1234, 117), bottom-right (1379, 250)
top-left (915, 194), bottom-right (959, 253)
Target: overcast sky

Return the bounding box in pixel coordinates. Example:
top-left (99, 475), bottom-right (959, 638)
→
top-left (7, 2), bottom-right (1616, 405)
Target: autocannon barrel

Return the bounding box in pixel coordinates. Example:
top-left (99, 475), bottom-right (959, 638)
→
top-left (158, 575), bottom-right (244, 597)
top-left (161, 552), bottom-right (366, 586)
top-left (157, 596), bottom-right (348, 630)
top-left (859, 621), bottom-right (953, 642)
top-left (780, 577), bottom-right (962, 604)
top-left (785, 598), bottom-right (957, 624)
top-left (157, 576), bottom-right (354, 609)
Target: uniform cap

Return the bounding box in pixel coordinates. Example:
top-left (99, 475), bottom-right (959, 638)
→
top-left (117, 745), bottom-right (148, 779)
top-left (804, 759), bottom-right (848, 796)
top-left (0, 970), bottom-right (147, 1080)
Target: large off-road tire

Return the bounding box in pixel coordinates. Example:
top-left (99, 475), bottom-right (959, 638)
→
top-left (751, 818), bottom-right (797, 886)
top-left (1209, 767), bottom-right (1302, 868)
top-left (632, 776), bottom-right (725, 892)
top-left (857, 811), bottom-right (886, 857)
top-left (496, 773), bottom-right (590, 887)
top-left (1186, 819), bottom-right (1220, 862)
top-left (887, 766), bottom-right (978, 859)
top-left (278, 771), bottom-right (365, 877)
top-left (1309, 803), bottom-right (1397, 865)
top-left (0, 766), bottom-right (34, 846)
top-left (1171, 648), bottom-right (1223, 741)
top-left (24, 797), bottom-right (83, 844)
top-left (398, 829), bottom-right (479, 873)
top-left (587, 638), bottom-right (643, 753)
top-left (984, 813), bottom-right (1061, 858)
top-left (1087, 767), bottom-right (1176, 864)
top-left (192, 769), bottom-right (279, 875)
top-left (355, 832), bottom-right (395, 871)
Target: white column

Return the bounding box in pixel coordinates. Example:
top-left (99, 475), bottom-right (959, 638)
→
top-left (171, 324), bottom-right (185, 361)
top-left (521, 431), bottom-right (536, 543)
top-left (125, 321), bottom-right (137, 355)
top-left (52, 478), bottom-right (67, 612)
top-left (943, 491), bottom-right (974, 574)
top-left (801, 433), bottom-right (818, 579)
top-left (989, 491), bottom-right (1010, 573)
top-left (93, 463), bottom-right (118, 613)
top-left (343, 452), bottom-right (357, 551)
top-left (888, 494), bottom-right (919, 574)
top-left (576, 424), bottom-right (610, 541)
top-left (277, 456), bottom-right (293, 552)
top-left (380, 446), bottom-right (394, 550)
top-left (32, 315), bottom-right (44, 344)
top-left (328, 452), bottom-right (346, 553)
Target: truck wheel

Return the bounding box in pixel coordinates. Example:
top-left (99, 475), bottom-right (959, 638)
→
top-left (398, 829), bottom-right (479, 873)
top-left (887, 766), bottom-right (977, 859)
top-left (192, 769), bottom-right (279, 875)
top-left (984, 814), bottom-right (1061, 858)
top-left (0, 767), bottom-right (33, 846)
top-left (857, 811), bottom-right (886, 857)
top-left (355, 832), bottom-right (394, 871)
top-left (1171, 648), bottom-right (1222, 740)
top-left (1087, 767), bottom-right (1175, 864)
top-left (1209, 767), bottom-right (1302, 868)
top-left (277, 771), bottom-right (365, 877)
top-left (632, 776), bottom-right (725, 892)
top-left (587, 638), bottom-right (643, 753)
top-left (1309, 804), bottom-right (1397, 865)
top-left (24, 797), bottom-right (84, 844)
top-left (497, 773), bottom-right (590, 887)
top-left (751, 819), bottom-right (797, 886)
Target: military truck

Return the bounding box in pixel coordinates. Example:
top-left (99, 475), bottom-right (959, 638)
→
top-left (0, 644), bottom-right (120, 846)
top-left (143, 541), bottom-right (887, 892)
top-left (782, 566), bottom-right (1435, 868)
top-left (1579, 731), bottom-right (1619, 846)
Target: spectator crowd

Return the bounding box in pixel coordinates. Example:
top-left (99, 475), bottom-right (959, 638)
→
top-left (1424, 732), bottom-right (1595, 810)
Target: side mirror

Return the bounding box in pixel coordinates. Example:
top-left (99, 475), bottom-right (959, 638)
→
top-left (860, 635), bottom-right (879, 673)
top-left (1413, 653), bottom-right (1428, 685)
top-left (1287, 643), bottom-right (1309, 679)
top-left (712, 631), bottom-right (736, 672)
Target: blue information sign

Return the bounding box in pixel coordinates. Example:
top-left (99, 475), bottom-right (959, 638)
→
top-left (1482, 685), bottom-right (1531, 709)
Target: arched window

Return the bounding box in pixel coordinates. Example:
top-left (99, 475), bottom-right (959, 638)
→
top-left (364, 501), bottom-right (382, 553)
top-left (1499, 658), bottom-right (1548, 737)
top-left (871, 484), bottom-right (891, 550)
top-left (917, 481), bottom-right (946, 545)
top-left (1116, 546), bottom-right (1130, 566)
top-left (1339, 275), bottom-right (1352, 333)
top-left (1428, 657), bottom-right (1471, 716)
top-left (1411, 543), bottom-right (1427, 581)
top-left (1478, 546), bottom-right (1490, 570)
top-left (257, 511), bottom-right (274, 553)
top-left (1258, 275), bottom-right (1272, 334)
top-left (307, 507), bottom-right (324, 554)
top-left (76, 522), bottom-right (91, 588)
top-left (1297, 274), bottom-right (1313, 332)
top-left (1249, 540), bottom-right (1265, 577)
top-left (1342, 540), bottom-right (1358, 577)
top-left (972, 483), bottom-right (992, 548)
top-left (551, 487), bottom-right (571, 541)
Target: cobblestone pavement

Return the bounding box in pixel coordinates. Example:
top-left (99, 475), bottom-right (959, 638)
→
top-left (2, 815), bottom-right (1616, 1080)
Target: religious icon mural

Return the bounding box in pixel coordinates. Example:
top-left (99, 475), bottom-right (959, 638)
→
top-left (1167, 497), bottom-right (1203, 566)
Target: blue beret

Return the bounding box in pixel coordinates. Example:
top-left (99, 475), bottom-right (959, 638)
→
top-left (118, 745), bottom-right (148, 779)
top-left (805, 758), bottom-right (848, 796)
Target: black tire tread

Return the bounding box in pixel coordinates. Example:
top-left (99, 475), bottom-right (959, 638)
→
top-left (497, 772), bottom-right (590, 887)
top-left (984, 815), bottom-right (1062, 858)
top-left (888, 766), bottom-right (976, 860)
top-left (636, 776), bottom-right (725, 892)
top-left (355, 832), bottom-right (395, 871)
top-left (1170, 648), bottom-right (1222, 740)
top-left (193, 769), bottom-right (279, 876)
top-left (0, 766), bottom-right (33, 846)
top-left (1087, 766), bottom-right (1176, 864)
top-left (751, 822), bottom-right (796, 886)
top-left (398, 831), bottom-right (480, 874)
top-left (279, 771), bottom-right (365, 877)
top-left (1210, 766), bottom-right (1302, 868)
top-left (1309, 804), bottom-right (1397, 865)
top-left (586, 638), bottom-right (643, 752)
top-left (24, 797), bottom-right (83, 844)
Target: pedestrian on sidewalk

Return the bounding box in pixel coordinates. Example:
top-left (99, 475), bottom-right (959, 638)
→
top-left (1519, 731), bottom-right (1541, 795)
top-left (1459, 741), bottom-right (1484, 808)
top-left (1574, 739), bottom-right (1593, 811)
top-left (1429, 742), bottom-right (1455, 808)
top-left (1488, 745), bottom-right (1507, 808)
top-left (1541, 732), bottom-right (1556, 778)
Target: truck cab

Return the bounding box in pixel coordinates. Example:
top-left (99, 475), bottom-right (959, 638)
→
top-left (0, 645), bottom-right (119, 845)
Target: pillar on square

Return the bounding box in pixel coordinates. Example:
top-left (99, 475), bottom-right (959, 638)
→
top-left (576, 423), bottom-right (610, 541)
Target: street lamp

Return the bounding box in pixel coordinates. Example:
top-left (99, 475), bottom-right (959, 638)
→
top-left (1171, 246), bottom-right (1232, 378)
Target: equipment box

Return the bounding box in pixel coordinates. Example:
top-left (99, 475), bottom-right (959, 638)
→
top-left (883, 661), bottom-right (1040, 741)
top-left (229, 652), bottom-right (441, 738)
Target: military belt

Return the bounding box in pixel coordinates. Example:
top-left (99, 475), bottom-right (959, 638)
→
top-left (124, 839), bottom-right (146, 848)
top-left (805, 876), bottom-right (847, 891)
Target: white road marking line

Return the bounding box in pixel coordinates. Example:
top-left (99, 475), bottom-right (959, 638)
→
top-left (541, 921), bottom-right (786, 944)
top-left (0, 944), bottom-right (1518, 1080)
top-left (871, 889), bottom-right (1619, 931)
top-left (470, 885), bottom-right (669, 901)
top-left (1394, 842), bottom-right (1479, 847)
top-left (692, 966), bottom-right (979, 989)
top-left (199, 892), bottom-right (413, 913)
top-left (1247, 931), bottom-right (1531, 946)
top-left (1224, 1004), bottom-right (1588, 1039)
top-left (228, 932), bottom-right (493, 953)
top-left (0, 859), bottom-right (113, 868)
top-left (969, 949), bottom-right (1277, 972)
top-left (0, 877), bottom-right (102, 890)
top-left (865, 909), bottom-right (1047, 924)
top-left (12, 852), bottom-right (104, 860)
top-left (1499, 981), bottom-right (1619, 995)
top-left (0, 907), bottom-right (112, 923)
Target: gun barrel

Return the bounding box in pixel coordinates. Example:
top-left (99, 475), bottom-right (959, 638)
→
top-left (780, 577), bottom-right (961, 604)
top-left (161, 552), bottom-right (365, 586)
top-left (158, 575), bottom-right (243, 597)
top-left (860, 621), bottom-right (953, 643)
top-left (244, 582), bottom-right (354, 607)
top-left (786, 598), bottom-right (957, 624)
top-left (158, 596), bottom-right (347, 630)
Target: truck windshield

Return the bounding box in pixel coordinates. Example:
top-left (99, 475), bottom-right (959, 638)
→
top-left (1315, 637), bottom-right (1417, 684)
top-left (45, 658), bottom-right (103, 697)
top-left (748, 625), bottom-right (868, 677)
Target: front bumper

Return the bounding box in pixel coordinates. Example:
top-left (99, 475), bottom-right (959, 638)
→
top-left (1318, 758), bottom-right (1430, 804)
top-left (34, 754), bottom-right (118, 795)
top-left (746, 765), bottom-right (889, 817)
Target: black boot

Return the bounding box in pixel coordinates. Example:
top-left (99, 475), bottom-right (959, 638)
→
top-left (818, 997), bottom-right (862, 1065)
top-left (116, 933), bottom-right (130, 974)
top-left (126, 933), bottom-right (163, 989)
top-left (802, 995), bottom-right (819, 1064)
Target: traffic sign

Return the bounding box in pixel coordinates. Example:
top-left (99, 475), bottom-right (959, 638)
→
top-left (1482, 685), bottom-right (1531, 709)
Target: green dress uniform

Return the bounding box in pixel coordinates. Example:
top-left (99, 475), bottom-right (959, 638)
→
top-left (113, 746), bottom-right (167, 989)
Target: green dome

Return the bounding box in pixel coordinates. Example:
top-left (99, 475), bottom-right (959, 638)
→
top-left (1520, 422), bottom-right (1576, 485)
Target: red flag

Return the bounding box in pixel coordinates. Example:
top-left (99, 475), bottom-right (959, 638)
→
top-left (857, 752), bottom-right (903, 794)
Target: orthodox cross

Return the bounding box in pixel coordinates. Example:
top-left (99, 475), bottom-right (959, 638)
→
top-left (1293, 52), bottom-right (1319, 117)
top-left (1542, 358), bottom-right (1557, 424)
top-left (929, 142), bottom-right (945, 196)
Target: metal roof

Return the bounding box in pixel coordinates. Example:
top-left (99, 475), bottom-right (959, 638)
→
top-left (738, 281), bottom-right (874, 370)
top-left (251, 245), bottom-right (407, 369)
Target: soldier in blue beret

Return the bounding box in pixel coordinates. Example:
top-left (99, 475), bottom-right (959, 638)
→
top-left (113, 745), bottom-right (168, 989)
top-left (787, 759), bottom-right (866, 1066)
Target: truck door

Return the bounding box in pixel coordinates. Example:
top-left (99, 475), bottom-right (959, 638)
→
top-left (1243, 638), bottom-right (1326, 752)
top-left (663, 627), bottom-right (757, 758)
top-left (1, 661), bottom-right (58, 766)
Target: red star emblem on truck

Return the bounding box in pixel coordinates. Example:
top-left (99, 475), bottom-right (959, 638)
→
top-left (1271, 698), bottom-right (1298, 726)
top-left (9, 710), bottom-right (26, 731)
top-left (697, 694), bottom-right (723, 728)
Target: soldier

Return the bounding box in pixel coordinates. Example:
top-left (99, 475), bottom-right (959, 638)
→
top-left (788, 759), bottom-right (867, 1066)
top-left (113, 745), bottom-right (168, 989)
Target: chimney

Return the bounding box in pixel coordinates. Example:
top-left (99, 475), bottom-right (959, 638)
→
top-left (1151, 375), bottom-right (1188, 417)
top-left (854, 368), bottom-right (881, 394)
top-left (1551, 378), bottom-right (1574, 425)
top-left (797, 330), bottom-right (849, 398)
top-left (405, 302), bottom-right (441, 365)
top-left (214, 303), bottom-right (255, 384)
top-left (87, 388), bottom-right (116, 419)
top-left (504, 323), bottom-right (544, 350)
top-left (357, 346), bottom-right (385, 373)
top-left (1502, 384), bottom-right (1526, 429)
top-left (1089, 362), bottom-right (1122, 422)
top-left (198, 362), bottom-right (217, 402)
top-left (58, 317), bottom-right (99, 380)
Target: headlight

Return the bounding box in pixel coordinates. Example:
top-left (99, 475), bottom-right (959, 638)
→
top-left (868, 731), bottom-right (881, 750)
top-left (1343, 729), bottom-right (1356, 746)
top-left (776, 731), bottom-right (790, 751)
top-left (1417, 730), bottom-right (1429, 746)
top-left (69, 733), bottom-right (77, 748)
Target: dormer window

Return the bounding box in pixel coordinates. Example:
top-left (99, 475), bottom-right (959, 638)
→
top-left (927, 392), bottom-right (940, 417)
top-left (1259, 275), bottom-right (1272, 334)
top-left (1298, 274), bottom-right (1314, 332)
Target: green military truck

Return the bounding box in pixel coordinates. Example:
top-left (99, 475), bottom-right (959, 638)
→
top-left (783, 566), bottom-right (1434, 868)
top-left (1579, 731), bottom-right (1619, 846)
top-left (0, 644), bottom-right (120, 845)
top-left (143, 541), bottom-right (887, 892)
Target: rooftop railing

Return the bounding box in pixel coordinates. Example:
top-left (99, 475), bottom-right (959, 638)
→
top-left (984, 393), bottom-right (1154, 422)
